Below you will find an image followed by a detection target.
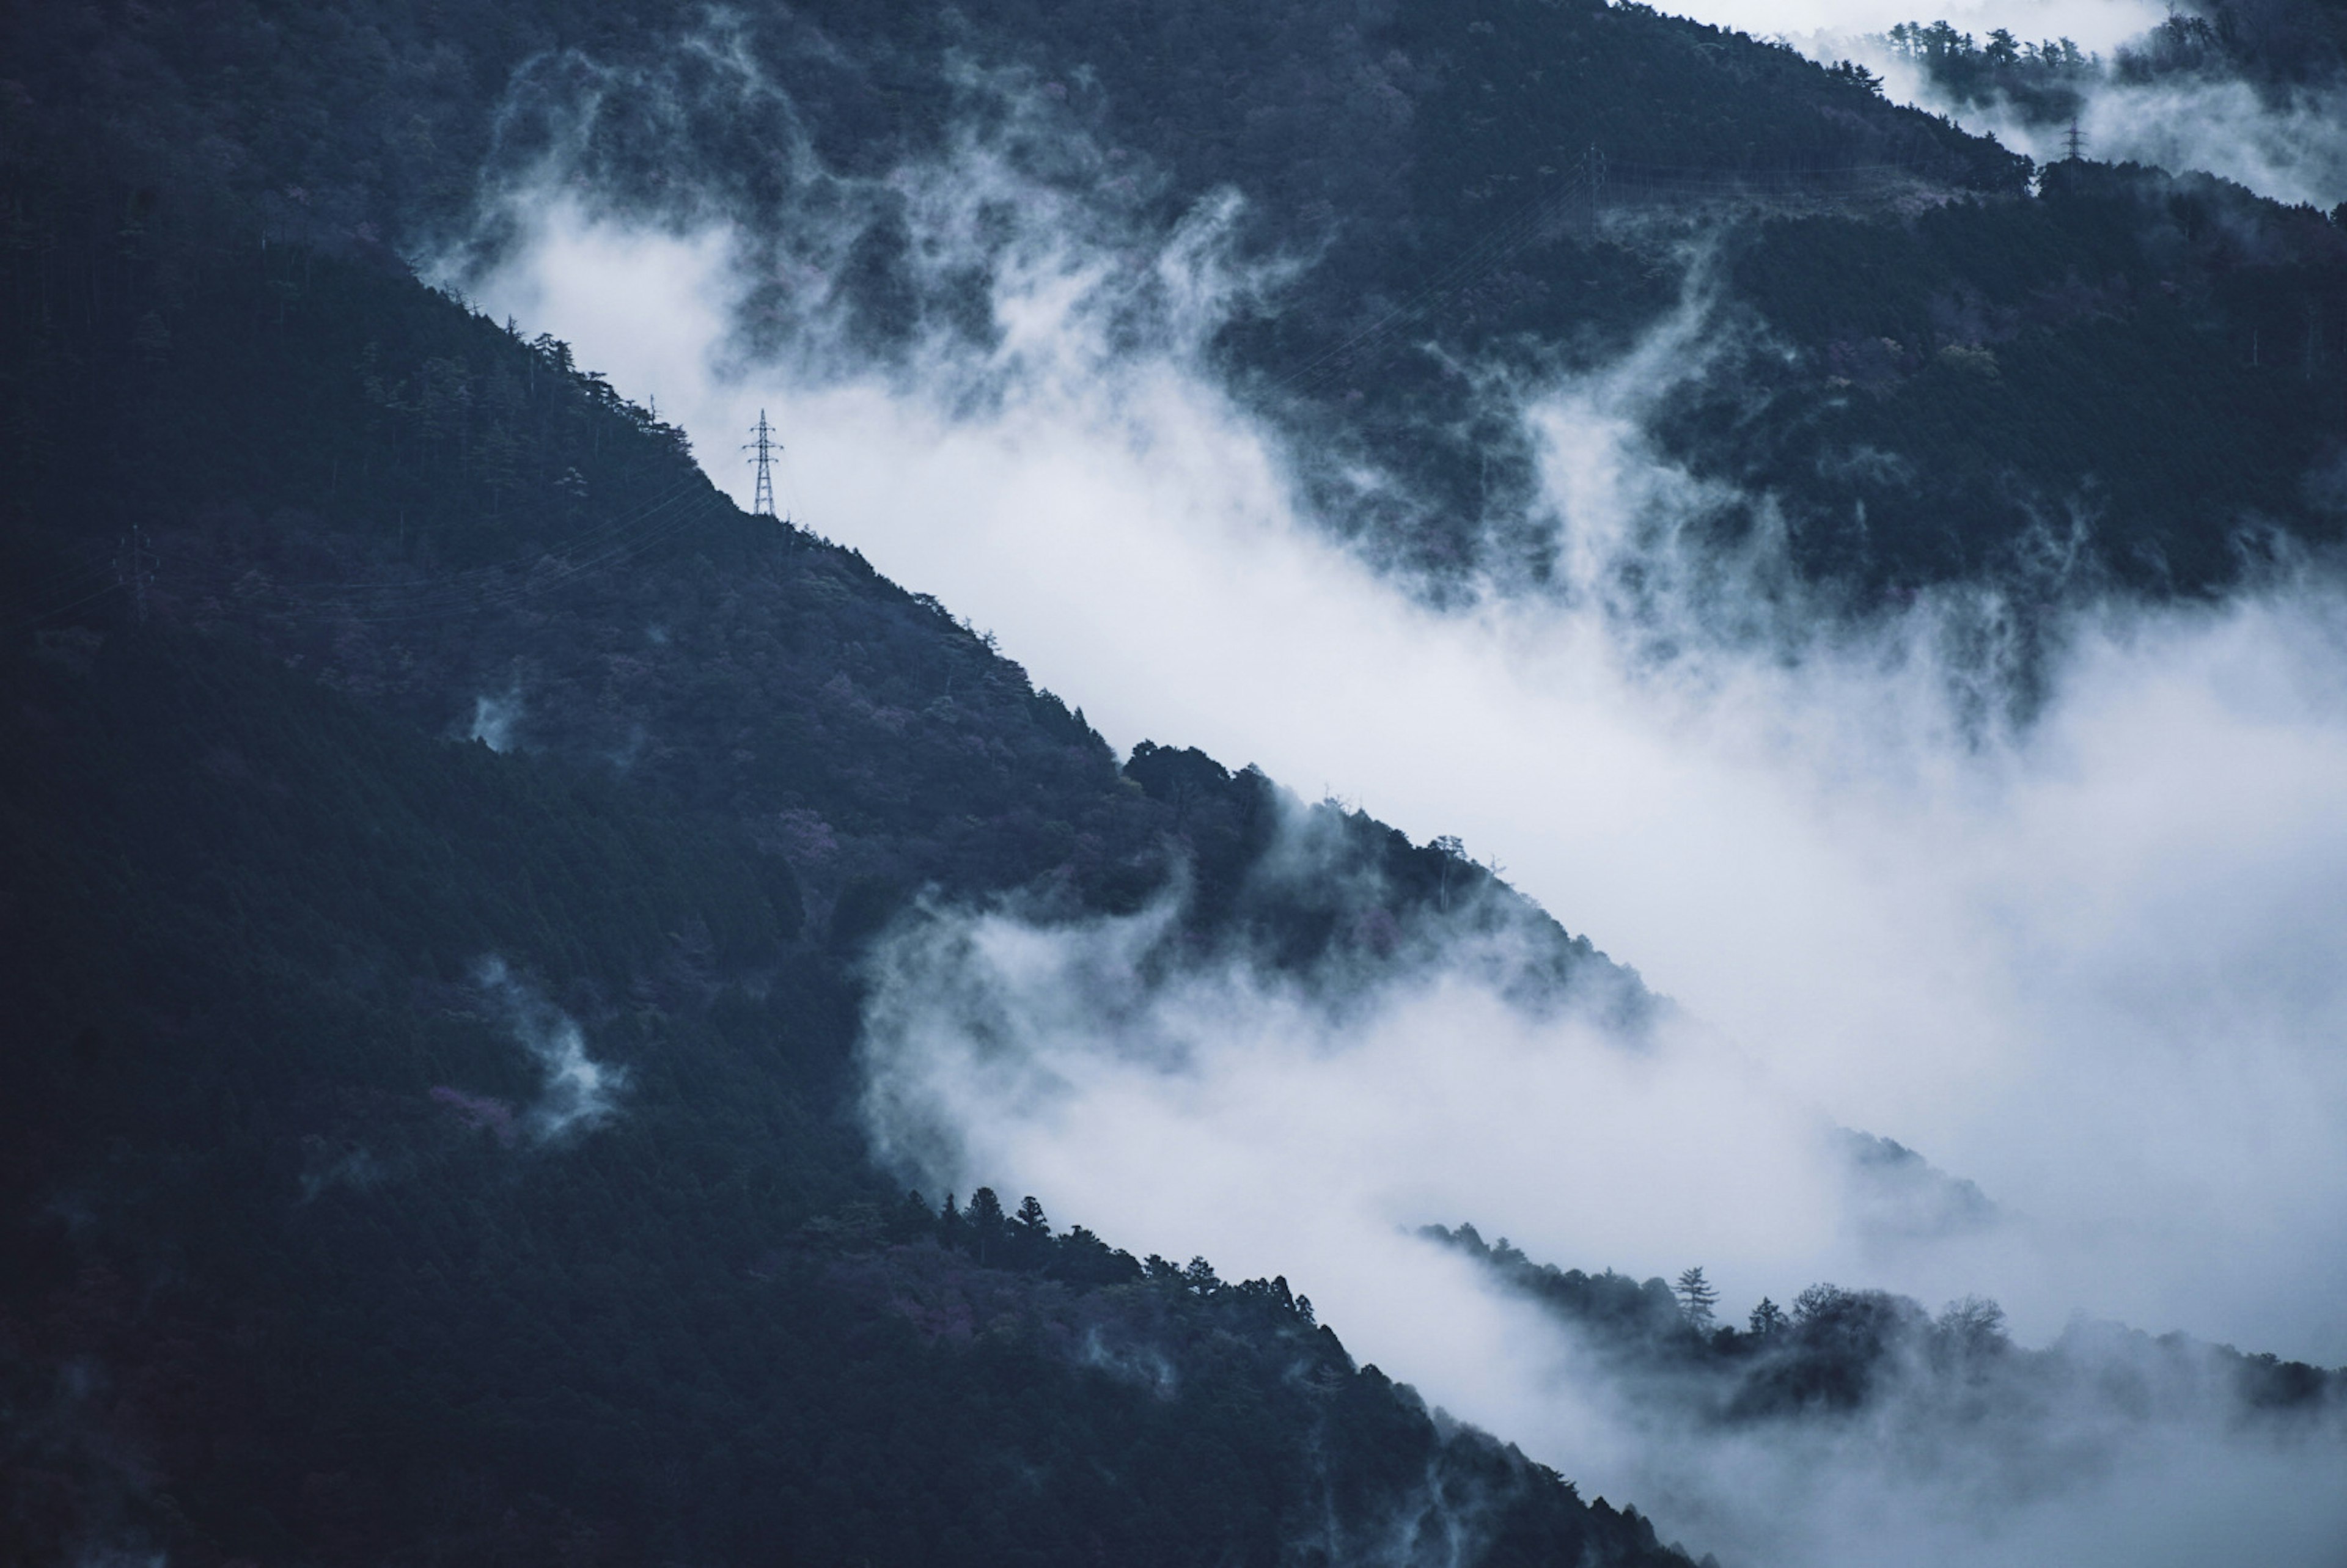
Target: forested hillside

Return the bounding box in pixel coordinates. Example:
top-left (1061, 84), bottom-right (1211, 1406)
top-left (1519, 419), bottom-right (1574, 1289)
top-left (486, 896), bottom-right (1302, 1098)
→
top-left (0, 612), bottom-right (1683, 1566)
top-left (1885, 1), bottom-right (2347, 130)
top-left (0, 129), bottom-right (1678, 1565)
top-left (6, 1), bottom-right (2346, 1563)
top-left (1425, 1223), bottom-right (2340, 1428)
top-left (10, 0), bottom-right (2343, 596)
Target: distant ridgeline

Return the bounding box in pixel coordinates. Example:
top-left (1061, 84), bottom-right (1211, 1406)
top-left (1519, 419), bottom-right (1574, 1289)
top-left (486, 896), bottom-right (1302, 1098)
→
top-left (7, 0), bottom-right (2345, 599)
top-left (1885, 2), bottom-right (2347, 125)
top-left (0, 140), bottom-right (1676, 1567)
top-left (1423, 1224), bottom-right (2341, 1435)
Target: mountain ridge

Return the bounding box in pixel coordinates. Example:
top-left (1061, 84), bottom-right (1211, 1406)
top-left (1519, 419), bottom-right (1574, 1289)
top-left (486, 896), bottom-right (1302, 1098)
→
top-left (7, 2), bottom-right (2346, 1561)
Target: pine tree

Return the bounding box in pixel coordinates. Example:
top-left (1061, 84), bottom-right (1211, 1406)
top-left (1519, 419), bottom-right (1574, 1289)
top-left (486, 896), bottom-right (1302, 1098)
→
top-left (1674, 1266), bottom-right (1719, 1328)
top-left (1009, 1195), bottom-right (1051, 1268)
top-left (891, 1190), bottom-right (938, 1244)
top-left (966, 1187), bottom-right (1006, 1266)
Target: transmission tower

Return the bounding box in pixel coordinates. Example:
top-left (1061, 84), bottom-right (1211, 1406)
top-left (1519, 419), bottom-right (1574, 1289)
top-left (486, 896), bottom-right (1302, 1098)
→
top-left (2063, 119), bottom-right (2085, 162)
top-left (744, 409), bottom-right (780, 519)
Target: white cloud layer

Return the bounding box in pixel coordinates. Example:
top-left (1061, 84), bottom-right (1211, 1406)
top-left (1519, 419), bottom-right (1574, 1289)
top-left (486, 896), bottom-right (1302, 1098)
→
top-left (1684, 0), bottom-right (2162, 53)
top-left (1987, 73), bottom-right (2347, 210)
top-left (449, 68), bottom-right (2347, 1567)
top-left (1770, 4), bottom-right (2347, 210)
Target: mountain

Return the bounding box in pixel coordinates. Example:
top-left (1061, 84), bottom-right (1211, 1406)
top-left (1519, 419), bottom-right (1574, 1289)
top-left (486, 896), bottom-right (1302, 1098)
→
top-left (6, 2), bottom-right (2345, 1564)
top-left (0, 134), bottom-right (1684, 1565)
top-left (12, 0), bottom-right (2343, 600)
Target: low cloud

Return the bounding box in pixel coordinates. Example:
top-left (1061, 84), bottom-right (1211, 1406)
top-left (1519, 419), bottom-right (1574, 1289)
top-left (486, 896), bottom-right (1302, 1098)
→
top-left (447, 1), bottom-right (2347, 1360)
top-left (1698, 0), bottom-right (2164, 56)
top-left (2059, 75), bottom-right (2347, 209)
top-left (447, 32), bottom-right (2347, 1564)
top-left (1783, 7), bottom-right (2347, 210)
top-left (468, 687), bottom-right (523, 752)
top-left (856, 862), bottom-right (2347, 1566)
top-left (476, 956), bottom-right (625, 1141)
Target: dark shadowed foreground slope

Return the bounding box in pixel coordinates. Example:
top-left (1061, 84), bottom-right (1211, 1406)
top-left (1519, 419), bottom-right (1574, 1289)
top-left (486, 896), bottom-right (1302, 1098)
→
top-left (0, 614), bottom-right (1675, 1568)
top-left (0, 155), bottom-right (1679, 1567)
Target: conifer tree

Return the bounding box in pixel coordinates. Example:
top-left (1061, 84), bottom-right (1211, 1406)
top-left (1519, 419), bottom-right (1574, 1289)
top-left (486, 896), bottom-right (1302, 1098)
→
top-left (966, 1187), bottom-right (1006, 1266)
top-left (1675, 1266), bottom-right (1719, 1328)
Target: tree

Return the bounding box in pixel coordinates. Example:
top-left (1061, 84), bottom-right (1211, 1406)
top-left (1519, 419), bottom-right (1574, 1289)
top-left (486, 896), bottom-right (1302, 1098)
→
top-left (939, 1192), bottom-right (964, 1251)
top-left (889, 1190), bottom-right (936, 1244)
top-left (1008, 1195), bottom-right (1051, 1269)
top-left (1828, 59), bottom-right (1886, 96)
top-left (1747, 1297), bottom-right (1787, 1337)
top-left (1937, 1295), bottom-right (2007, 1355)
top-left (1674, 1267), bottom-right (1718, 1328)
top-left (966, 1187), bottom-right (1006, 1266)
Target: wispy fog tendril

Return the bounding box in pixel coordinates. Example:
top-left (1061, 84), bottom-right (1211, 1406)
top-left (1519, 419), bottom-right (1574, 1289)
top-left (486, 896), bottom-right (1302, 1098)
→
top-left (477, 956), bottom-right (625, 1141)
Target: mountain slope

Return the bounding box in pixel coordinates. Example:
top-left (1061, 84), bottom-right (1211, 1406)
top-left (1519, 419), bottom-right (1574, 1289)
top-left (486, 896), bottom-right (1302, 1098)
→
top-left (0, 146), bottom-right (1677, 1567)
top-left (0, 621), bottom-right (1692, 1568)
top-left (7, 5), bottom-right (2345, 1563)
top-left (19, 0), bottom-right (2343, 601)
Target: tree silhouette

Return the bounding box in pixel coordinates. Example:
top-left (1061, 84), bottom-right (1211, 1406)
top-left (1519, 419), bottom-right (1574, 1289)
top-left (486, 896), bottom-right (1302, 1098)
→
top-left (1009, 1194), bottom-right (1052, 1268)
top-left (1674, 1266), bottom-right (1719, 1328)
top-left (1937, 1295), bottom-right (2008, 1356)
top-left (966, 1187), bottom-right (1006, 1266)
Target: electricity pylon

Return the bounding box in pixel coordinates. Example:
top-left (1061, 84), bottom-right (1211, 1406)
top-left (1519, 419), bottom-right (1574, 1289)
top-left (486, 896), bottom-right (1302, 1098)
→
top-left (744, 410), bottom-right (779, 519)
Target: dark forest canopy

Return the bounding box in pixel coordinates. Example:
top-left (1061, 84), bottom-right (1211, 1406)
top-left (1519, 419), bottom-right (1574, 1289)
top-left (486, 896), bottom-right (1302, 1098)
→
top-left (1423, 1223), bottom-right (2341, 1426)
top-left (0, 133), bottom-right (1684, 1563)
top-left (6, 0), bottom-right (2344, 598)
top-left (6, 2), bottom-right (2347, 1562)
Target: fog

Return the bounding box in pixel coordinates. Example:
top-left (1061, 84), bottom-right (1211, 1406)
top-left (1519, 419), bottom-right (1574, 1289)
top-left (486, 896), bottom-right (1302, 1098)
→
top-left (468, 689), bottom-right (523, 753)
top-left (477, 956), bottom-right (626, 1140)
top-left (1766, 3), bottom-right (2347, 211)
top-left (1855, 51), bottom-right (2347, 212)
top-left (1689, 0), bottom-right (2161, 54)
top-left (447, 45), bottom-right (2346, 1567)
